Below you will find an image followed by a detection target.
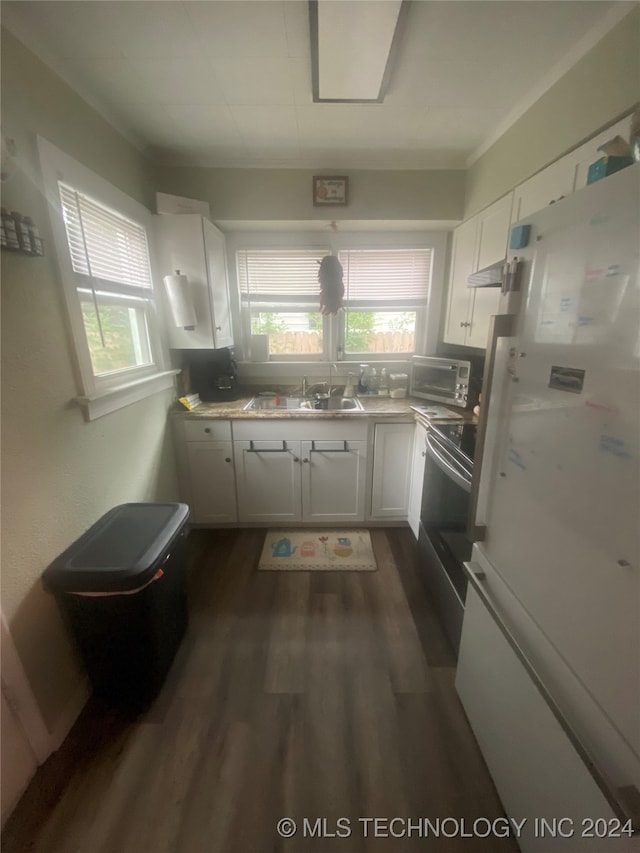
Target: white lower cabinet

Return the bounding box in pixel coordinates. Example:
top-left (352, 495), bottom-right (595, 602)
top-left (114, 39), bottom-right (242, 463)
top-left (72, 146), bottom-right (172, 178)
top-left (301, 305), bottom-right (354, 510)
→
top-left (370, 422), bottom-right (414, 519)
top-left (234, 439), bottom-right (302, 522)
top-left (173, 419), bottom-right (238, 524)
top-left (301, 439), bottom-right (367, 522)
top-left (186, 442), bottom-right (237, 523)
top-left (407, 423), bottom-right (427, 538)
top-left (233, 419), bottom-right (368, 524)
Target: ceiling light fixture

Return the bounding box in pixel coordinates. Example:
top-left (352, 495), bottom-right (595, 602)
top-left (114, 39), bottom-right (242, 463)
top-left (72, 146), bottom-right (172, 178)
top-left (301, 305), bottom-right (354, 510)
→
top-left (309, 0), bottom-right (407, 103)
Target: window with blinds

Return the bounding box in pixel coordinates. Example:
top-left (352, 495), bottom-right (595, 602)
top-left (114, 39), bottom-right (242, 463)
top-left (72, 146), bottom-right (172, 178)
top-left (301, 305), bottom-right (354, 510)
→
top-left (236, 245), bottom-right (432, 358)
top-left (339, 248), bottom-right (432, 303)
top-left (58, 181), bottom-right (156, 378)
top-left (338, 248), bottom-right (431, 355)
top-left (237, 249), bottom-right (328, 301)
top-left (59, 183), bottom-right (153, 291)
top-left (237, 248), bottom-right (329, 357)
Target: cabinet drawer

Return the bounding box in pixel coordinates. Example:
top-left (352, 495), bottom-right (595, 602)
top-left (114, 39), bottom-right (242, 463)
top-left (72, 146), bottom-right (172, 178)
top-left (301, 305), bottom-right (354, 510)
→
top-left (457, 585), bottom-right (623, 852)
top-left (183, 420), bottom-right (232, 442)
top-left (232, 418), bottom-right (368, 442)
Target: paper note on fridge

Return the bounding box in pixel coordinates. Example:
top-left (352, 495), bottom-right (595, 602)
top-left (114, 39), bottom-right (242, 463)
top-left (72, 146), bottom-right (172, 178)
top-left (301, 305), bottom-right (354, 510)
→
top-left (537, 270), bottom-right (628, 345)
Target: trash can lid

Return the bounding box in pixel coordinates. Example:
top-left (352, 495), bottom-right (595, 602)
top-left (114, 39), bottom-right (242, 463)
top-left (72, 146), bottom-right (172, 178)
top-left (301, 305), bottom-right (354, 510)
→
top-left (42, 503), bottom-right (190, 593)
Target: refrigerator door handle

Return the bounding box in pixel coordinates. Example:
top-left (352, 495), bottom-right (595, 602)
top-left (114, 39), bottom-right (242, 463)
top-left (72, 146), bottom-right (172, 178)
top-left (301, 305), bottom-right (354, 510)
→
top-left (426, 433), bottom-right (472, 493)
top-left (467, 313), bottom-right (516, 542)
top-left (464, 562), bottom-right (640, 831)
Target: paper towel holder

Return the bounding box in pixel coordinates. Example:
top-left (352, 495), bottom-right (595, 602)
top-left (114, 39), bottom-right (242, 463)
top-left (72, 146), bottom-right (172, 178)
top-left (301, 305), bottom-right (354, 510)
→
top-left (163, 269), bottom-right (196, 329)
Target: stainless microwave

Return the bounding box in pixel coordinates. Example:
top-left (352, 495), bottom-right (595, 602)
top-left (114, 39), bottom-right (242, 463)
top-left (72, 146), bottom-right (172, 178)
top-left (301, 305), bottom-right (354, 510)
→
top-left (410, 356), bottom-right (477, 408)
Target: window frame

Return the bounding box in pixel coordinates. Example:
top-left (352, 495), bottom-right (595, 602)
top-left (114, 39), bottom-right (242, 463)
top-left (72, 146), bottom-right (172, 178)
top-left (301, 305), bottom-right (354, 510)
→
top-left (237, 245), bottom-right (331, 362)
top-left (38, 137), bottom-right (176, 419)
top-left (232, 235), bottom-right (444, 363)
top-left (337, 245), bottom-right (433, 358)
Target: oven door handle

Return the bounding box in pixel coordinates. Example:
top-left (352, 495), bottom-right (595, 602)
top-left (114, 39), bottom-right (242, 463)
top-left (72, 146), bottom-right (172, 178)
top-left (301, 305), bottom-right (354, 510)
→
top-left (425, 433), bottom-right (472, 494)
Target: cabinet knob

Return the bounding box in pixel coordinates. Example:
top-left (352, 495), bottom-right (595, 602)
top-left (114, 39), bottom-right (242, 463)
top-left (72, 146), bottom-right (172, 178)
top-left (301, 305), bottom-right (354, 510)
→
top-left (215, 325), bottom-right (222, 331)
top-left (204, 427), bottom-right (211, 434)
top-left (302, 458), bottom-right (309, 463)
top-left (293, 456), bottom-right (300, 463)
top-left (225, 457), bottom-right (231, 463)
top-left (421, 451), bottom-right (426, 457)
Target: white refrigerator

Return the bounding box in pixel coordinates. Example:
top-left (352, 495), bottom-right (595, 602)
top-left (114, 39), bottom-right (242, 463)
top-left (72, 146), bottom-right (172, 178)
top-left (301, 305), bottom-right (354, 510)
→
top-left (456, 163), bottom-right (640, 851)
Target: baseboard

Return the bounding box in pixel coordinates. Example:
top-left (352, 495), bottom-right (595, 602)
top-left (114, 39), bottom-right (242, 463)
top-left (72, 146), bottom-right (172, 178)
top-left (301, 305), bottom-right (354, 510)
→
top-left (189, 520), bottom-right (410, 529)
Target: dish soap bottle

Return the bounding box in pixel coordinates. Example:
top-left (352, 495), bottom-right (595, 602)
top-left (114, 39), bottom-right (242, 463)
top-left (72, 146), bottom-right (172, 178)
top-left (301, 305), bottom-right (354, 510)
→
top-left (378, 368), bottom-right (389, 397)
top-left (358, 364), bottom-right (377, 395)
top-left (344, 372), bottom-right (355, 397)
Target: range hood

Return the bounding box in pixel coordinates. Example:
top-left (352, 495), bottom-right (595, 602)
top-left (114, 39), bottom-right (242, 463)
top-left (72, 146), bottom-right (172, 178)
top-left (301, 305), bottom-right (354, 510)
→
top-left (467, 260), bottom-right (506, 288)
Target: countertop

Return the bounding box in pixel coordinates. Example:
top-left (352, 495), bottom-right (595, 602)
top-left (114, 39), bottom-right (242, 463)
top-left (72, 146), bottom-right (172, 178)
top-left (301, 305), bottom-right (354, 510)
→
top-left (176, 394), bottom-right (478, 427)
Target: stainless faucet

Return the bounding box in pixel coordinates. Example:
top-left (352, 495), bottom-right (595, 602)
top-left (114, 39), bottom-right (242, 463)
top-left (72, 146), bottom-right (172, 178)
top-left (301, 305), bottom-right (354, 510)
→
top-left (301, 375), bottom-right (309, 396)
top-left (328, 363), bottom-right (339, 396)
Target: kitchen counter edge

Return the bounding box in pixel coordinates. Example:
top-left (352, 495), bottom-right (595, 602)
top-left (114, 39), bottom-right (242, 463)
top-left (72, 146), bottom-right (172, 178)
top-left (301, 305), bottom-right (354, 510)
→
top-left (174, 396), bottom-right (477, 425)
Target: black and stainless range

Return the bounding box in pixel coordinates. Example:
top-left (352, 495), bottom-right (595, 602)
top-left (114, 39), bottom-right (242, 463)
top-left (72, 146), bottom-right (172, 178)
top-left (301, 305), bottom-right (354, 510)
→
top-left (417, 420), bottom-right (477, 657)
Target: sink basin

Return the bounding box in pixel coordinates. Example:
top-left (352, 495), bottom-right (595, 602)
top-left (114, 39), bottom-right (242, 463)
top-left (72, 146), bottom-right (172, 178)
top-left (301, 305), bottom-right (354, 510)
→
top-left (242, 395), bottom-right (363, 412)
top-left (298, 397), bottom-right (363, 411)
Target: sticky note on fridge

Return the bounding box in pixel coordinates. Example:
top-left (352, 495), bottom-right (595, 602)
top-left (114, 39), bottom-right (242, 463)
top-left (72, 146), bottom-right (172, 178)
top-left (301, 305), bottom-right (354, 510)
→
top-left (510, 224), bottom-right (530, 250)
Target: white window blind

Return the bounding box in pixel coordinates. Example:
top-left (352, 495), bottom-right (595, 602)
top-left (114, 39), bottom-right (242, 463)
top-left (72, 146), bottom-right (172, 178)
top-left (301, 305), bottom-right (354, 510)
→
top-left (58, 182), bottom-right (152, 290)
top-left (237, 249), bottom-right (329, 300)
top-left (338, 248), bottom-right (432, 302)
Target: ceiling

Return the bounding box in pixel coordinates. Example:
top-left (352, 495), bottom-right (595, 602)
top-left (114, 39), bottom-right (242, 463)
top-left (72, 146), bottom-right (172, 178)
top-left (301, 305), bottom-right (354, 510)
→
top-left (1, 1), bottom-right (631, 170)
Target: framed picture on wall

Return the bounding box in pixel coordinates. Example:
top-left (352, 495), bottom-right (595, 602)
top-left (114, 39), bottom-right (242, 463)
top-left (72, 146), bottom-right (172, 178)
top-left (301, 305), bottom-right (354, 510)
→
top-left (312, 176), bottom-right (349, 206)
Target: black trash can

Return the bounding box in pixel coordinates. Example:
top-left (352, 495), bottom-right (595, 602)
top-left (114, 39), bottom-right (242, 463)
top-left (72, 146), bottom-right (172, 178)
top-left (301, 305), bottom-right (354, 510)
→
top-left (43, 502), bottom-right (190, 710)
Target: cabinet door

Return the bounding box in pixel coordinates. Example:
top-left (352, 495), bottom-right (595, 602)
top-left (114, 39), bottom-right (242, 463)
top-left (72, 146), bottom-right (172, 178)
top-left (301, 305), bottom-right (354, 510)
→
top-left (407, 424), bottom-right (427, 538)
top-left (186, 441), bottom-right (237, 524)
top-left (202, 219), bottom-right (234, 349)
top-left (511, 158), bottom-right (576, 224)
top-left (475, 192), bottom-right (512, 270)
top-left (457, 587), bottom-right (620, 853)
top-left (571, 115), bottom-right (633, 194)
top-left (235, 440), bottom-right (301, 522)
top-left (466, 287), bottom-right (502, 349)
top-left (370, 423), bottom-right (414, 519)
top-left (154, 214), bottom-right (215, 349)
top-left (444, 218), bottom-right (477, 345)
top-left (301, 439), bottom-right (367, 523)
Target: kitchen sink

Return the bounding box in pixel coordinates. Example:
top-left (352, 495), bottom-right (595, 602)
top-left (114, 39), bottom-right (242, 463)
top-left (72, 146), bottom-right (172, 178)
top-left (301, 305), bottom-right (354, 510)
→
top-left (298, 397), bottom-right (363, 411)
top-left (242, 395), bottom-right (363, 412)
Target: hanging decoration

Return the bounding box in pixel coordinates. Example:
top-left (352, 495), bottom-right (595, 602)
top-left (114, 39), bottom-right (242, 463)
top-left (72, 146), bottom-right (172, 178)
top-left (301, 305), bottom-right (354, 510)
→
top-left (318, 254), bottom-right (344, 315)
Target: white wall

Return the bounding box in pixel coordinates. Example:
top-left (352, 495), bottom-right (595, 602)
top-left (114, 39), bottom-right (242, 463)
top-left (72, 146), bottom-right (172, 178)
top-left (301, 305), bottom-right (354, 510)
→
top-left (1, 29), bottom-right (179, 742)
top-left (464, 6), bottom-right (640, 217)
top-left (153, 165), bottom-right (465, 224)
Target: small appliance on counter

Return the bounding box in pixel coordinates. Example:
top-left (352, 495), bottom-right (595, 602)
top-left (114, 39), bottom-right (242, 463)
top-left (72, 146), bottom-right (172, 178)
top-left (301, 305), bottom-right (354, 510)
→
top-left (388, 372), bottom-right (408, 398)
top-left (184, 347), bottom-right (239, 401)
top-left (410, 355), bottom-right (482, 408)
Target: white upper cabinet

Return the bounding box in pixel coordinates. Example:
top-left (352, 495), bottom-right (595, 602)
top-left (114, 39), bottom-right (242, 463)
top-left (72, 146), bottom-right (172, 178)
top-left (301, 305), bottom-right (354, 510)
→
top-left (570, 115), bottom-right (633, 195)
top-left (154, 214), bottom-right (234, 350)
top-left (511, 156), bottom-right (577, 224)
top-left (444, 192), bottom-right (512, 348)
top-left (444, 218), bottom-right (478, 345)
top-left (512, 115), bottom-right (633, 225)
top-left (475, 192), bottom-right (513, 270)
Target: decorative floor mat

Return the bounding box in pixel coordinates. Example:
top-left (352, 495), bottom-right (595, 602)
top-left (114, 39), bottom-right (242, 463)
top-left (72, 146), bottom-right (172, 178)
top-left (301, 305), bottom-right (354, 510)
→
top-left (258, 530), bottom-right (377, 571)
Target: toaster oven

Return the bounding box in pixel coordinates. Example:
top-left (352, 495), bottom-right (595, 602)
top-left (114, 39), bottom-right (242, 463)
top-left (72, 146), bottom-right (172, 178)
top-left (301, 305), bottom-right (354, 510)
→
top-left (410, 355), bottom-right (479, 408)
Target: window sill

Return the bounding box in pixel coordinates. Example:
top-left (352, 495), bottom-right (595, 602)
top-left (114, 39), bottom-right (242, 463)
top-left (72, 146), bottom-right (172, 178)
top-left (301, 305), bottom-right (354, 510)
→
top-left (75, 369), bottom-right (180, 421)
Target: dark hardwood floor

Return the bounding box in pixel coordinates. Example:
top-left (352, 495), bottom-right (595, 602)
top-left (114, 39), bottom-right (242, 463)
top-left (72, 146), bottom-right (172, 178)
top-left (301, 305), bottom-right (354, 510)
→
top-left (2, 528), bottom-right (518, 853)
